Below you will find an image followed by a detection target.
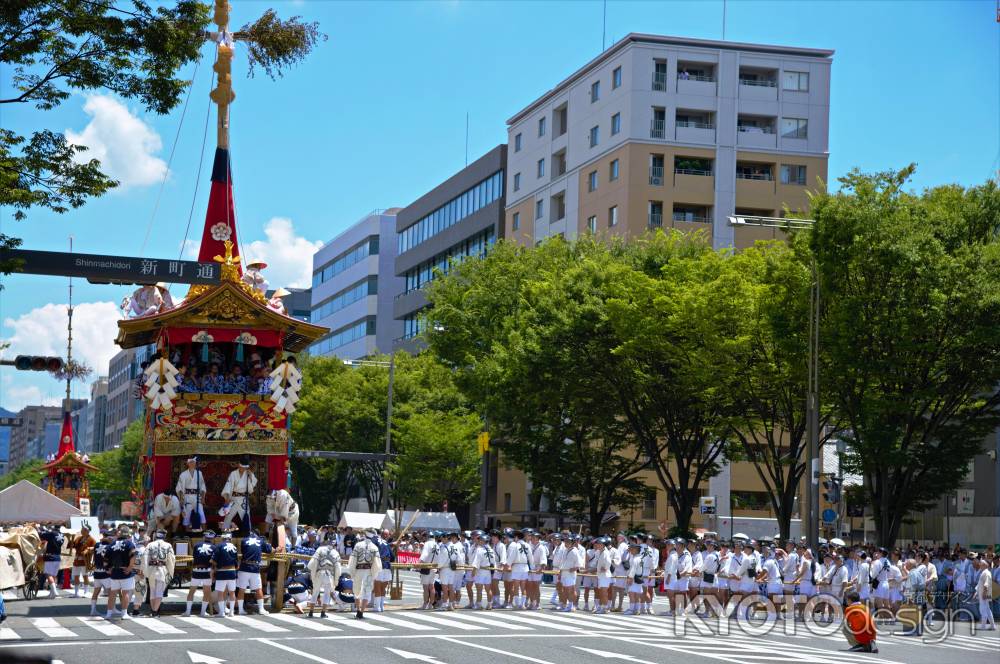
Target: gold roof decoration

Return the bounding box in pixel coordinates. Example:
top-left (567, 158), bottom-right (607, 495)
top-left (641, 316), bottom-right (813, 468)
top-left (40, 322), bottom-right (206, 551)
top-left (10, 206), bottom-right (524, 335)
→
top-left (116, 277), bottom-right (327, 353)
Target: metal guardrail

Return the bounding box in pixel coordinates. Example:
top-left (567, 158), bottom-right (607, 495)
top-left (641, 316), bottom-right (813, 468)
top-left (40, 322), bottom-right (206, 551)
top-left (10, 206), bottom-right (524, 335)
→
top-left (675, 168), bottom-right (713, 176)
top-left (678, 75), bottom-right (715, 82)
top-left (648, 214), bottom-right (663, 228)
top-left (676, 121), bottom-right (715, 129)
top-left (739, 78), bottom-right (777, 87)
top-left (649, 166), bottom-right (664, 184)
top-left (652, 71), bottom-right (667, 91)
top-left (736, 172), bottom-right (774, 181)
top-left (673, 214), bottom-right (710, 223)
top-left (738, 125), bottom-right (776, 134)
top-left (650, 119), bottom-right (665, 139)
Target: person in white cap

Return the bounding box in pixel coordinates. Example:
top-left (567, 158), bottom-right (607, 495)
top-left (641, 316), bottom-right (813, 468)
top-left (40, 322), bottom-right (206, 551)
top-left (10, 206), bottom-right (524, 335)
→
top-left (348, 528), bottom-right (382, 619)
top-left (150, 491), bottom-right (181, 536)
top-left (265, 488), bottom-right (300, 549)
top-left (242, 259), bottom-right (269, 293)
top-left (128, 282), bottom-right (169, 317)
top-left (221, 456), bottom-right (258, 534)
top-left (268, 287), bottom-right (290, 315)
top-left (142, 530), bottom-right (175, 617)
top-left (175, 457), bottom-right (207, 532)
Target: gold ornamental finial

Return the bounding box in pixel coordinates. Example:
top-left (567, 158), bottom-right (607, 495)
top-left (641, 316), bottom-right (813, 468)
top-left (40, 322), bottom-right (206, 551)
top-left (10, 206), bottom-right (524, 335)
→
top-left (213, 240), bottom-right (241, 282)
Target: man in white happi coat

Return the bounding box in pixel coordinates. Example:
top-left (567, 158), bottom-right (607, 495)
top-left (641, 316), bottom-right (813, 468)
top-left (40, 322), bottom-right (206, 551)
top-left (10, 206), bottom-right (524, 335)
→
top-left (348, 528), bottom-right (382, 619)
top-left (221, 457), bottom-right (257, 534)
top-left (307, 540), bottom-right (341, 618)
top-left (265, 488), bottom-right (300, 548)
top-left (175, 456), bottom-right (207, 531)
top-left (242, 259), bottom-right (269, 293)
top-left (150, 492), bottom-right (181, 535)
top-left (141, 530), bottom-right (176, 617)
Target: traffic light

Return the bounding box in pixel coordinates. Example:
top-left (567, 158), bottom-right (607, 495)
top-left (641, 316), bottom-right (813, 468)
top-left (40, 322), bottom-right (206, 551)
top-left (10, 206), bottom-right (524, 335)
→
top-left (13, 355), bottom-right (64, 372)
top-left (477, 431), bottom-right (490, 456)
top-left (822, 477), bottom-right (841, 504)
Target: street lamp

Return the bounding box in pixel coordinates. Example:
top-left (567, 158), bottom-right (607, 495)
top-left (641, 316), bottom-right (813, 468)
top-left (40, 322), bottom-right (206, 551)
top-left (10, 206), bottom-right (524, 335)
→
top-left (728, 214), bottom-right (820, 551)
top-left (343, 356), bottom-right (395, 513)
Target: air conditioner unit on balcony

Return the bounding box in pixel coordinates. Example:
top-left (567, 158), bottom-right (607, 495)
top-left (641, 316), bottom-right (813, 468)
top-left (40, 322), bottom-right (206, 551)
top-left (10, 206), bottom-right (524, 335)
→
top-left (650, 176), bottom-right (662, 186)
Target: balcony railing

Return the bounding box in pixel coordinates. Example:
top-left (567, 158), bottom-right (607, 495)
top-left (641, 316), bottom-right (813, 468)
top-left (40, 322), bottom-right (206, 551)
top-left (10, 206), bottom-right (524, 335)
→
top-left (673, 212), bottom-right (710, 223)
top-left (675, 167), bottom-right (713, 177)
top-left (648, 213), bottom-right (663, 228)
top-left (736, 171), bottom-right (774, 181)
top-left (677, 120), bottom-right (715, 129)
top-left (649, 165), bottom-right (664, 184)
top-left (652, 71), bottom-right (667, 91)
top-left (782, 128), bottom-right (809, 139)
top-left (739, 78), bottom-right (777, 87)
top-left (738, 125), bottom-right (776, 134)
top-left (650, 119), bottom-right (666, 139)
top-left (678, 74), bottom-right (715, 82)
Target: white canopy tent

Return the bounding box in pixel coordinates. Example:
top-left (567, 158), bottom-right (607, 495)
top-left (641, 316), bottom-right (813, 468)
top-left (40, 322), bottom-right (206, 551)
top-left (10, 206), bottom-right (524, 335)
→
top-left (0, 480), bottom-right (83, 525)
top-left (382, 510), bottom-right (460, 533)
top-left (337, 511), bottom-right (385, 530)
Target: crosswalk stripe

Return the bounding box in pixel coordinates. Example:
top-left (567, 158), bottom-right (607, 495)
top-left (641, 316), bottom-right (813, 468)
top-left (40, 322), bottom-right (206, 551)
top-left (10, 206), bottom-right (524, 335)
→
top-left (490, 612), bottom-right (584, 631)
top-left (574, 613), bottom-right (672, 633)
top-left (77, 616), bottom-right (132, 636)
top-left (398, 611), bottom-right (488, 630)
top-left (131, 617), bottom-right (185, 634)
top-left (268, 612), bottom-right (342, 631)
top-left (176, 615), bottom-right (240, 633)
top-left (29, 618), bottom-right (77, 638)
top-left (322, 613), bottom-right (389, 631)
top-left (430, 611), bottom-right (534, 630)
top-left (0, 627), bottom-right (19, 640)
top-left (364, 613), bottom-right (436, 630)
top-left (227, 615), bottom-right (289, 633)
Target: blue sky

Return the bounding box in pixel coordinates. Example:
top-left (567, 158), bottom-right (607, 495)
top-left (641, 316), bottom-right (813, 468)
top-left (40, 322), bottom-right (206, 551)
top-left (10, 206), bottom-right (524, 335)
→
top-left (1, 0), bottom-right (997, 412)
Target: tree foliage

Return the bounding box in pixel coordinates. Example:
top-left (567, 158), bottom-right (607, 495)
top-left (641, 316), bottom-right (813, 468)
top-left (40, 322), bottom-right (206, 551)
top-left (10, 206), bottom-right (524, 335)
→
top-left (813, 166), bottom-right (1000, 546)
top-left (291, 352), bottom-right (480, 519)
top-left (0, 0), bottom-right (324, 271)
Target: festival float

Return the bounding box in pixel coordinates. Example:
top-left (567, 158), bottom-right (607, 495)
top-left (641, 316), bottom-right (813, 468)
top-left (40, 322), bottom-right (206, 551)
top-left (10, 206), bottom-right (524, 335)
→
top-left (41, 412), bottom-right (98, 511)
top-left (114, 0), bottom-right (327, 532)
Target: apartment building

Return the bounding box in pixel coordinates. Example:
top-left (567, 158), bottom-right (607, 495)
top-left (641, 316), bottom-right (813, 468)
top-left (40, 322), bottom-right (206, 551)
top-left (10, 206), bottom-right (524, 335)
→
top-left (504, 33), bottom-right (831, 251)
top-left (9, 405), bottom-right (62, 468)
top-left (309, 210), bottom-right (403, 359)
top-left (489, 34), bottom-right (832, 532)
top-left (393, 145), bottom-right (507, 351)
top-left (82, 377), bottom-right (109, 454)
top-left (103, 345), bottom-right (155, 451)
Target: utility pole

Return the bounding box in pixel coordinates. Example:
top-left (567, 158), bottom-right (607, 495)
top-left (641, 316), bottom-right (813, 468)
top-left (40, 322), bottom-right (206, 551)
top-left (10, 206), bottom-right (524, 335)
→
top-left (64, 236), bottom-right (74, 411)
top-left (382, 353), bottom-right (395, 513)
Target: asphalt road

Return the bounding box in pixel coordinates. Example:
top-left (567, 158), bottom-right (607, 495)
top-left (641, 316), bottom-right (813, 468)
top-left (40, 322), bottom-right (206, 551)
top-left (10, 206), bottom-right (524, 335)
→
top-left (2, 573), bottom-right (998, 664)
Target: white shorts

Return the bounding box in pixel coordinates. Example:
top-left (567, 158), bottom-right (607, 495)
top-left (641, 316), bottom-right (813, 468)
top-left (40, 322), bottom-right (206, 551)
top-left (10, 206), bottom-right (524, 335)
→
top-left (873, 585), bottom-right (890, 600)
top-left (767, 582), bottom-right (783, 596)
top-left (290, 591), bottom-right (310, 604)
top-left (44, 561), bottom-right (61, 577)
top-left (615, 577), bottom-right (628, 588)
top-left (72, 566), bottom-right (89, 577)
top-left (215, 579), bottom-right (237, 593)
top-left (377, 569), bottom-right (392, 583)
top-left (93, 577), bottom-right (109, 590)
top-left (890, 589), bottom-right (902, 603)
top-left (645, 577), bottom-right (658, 588)
top-left (475, 570), bottom-right (492, 585)
top-left (717, 578), bottom-right (730, 590)
top-left (492, 570), bottom-right (503, 581)
top-left (690, 578), bottom-right (701, 589)
top-left (560, 572), bottom-right (577, 587)
top-left (510, 569), bottom-right (528, 582)
top-left (671, 579), bottom-right (689, 592)
top-left (628, 583), bottom-right (643, 594)
top-left (190, 576), bottom-right (212, 588)
top-left (108, 577), bottom-right (136, 592)
top-left (859, 586), bottom-right (871, 601)
top-left (463, 571), bottom-right (475, 584)
top-left (502, 572), bottom-right (512, 582)
top-left (582, 576), bottom-right (596, 588)
top-left (597, 576), bottom-right (612, 589)
top-left (237, 571), bottom-right (262, 591)
top-left (528, 573), bottom-right (543, 583)
top-left (150, 580), bottom-right (167, 599)
top-left (800, 583), bottom-right (816, 597)
top-left (420, 572), bottom-right (436, 586)
top-left (439, 570), bottom-right (455, 587)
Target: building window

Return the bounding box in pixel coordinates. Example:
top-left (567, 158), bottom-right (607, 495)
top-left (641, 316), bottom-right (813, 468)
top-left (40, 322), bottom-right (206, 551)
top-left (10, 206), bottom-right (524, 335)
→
top-left (641, 489), bottom-right (657, 520)
top-left (590, 80), bottom-right (600, 103)
top-left (312, 236), bottom-right (379, 288)
top-left (608, 205), bottom-right (618, 227)
top-left (589, 125), bottom-right (599, 148)
top-left (587, 170), bottom-right (598, 192)
top-left (538, 116), bottom-right (546, 137)
top-left (512, 212), bottom-right (520, 231)
top-left (609, 158), bottom-right (619, 181)
top-left (780, 164), bottom-right (807, 185)
top-left (612, 66), bottom-right (622, 89)
top-left (587, 215), bottom-right (597, 234)
top-left (395, 171), bottom-right (504, 254)
top-left (514, 133), bottom-right (522, 152)
top-left (535, 199), bottom-right (544, 221)
top-left (537, 158), bottom-right (545, 178)
top-left (782, 71), bottom-right (809, 92)
top-left (513, 172), bottom-right (521, 192)
top-left (780, 117), bottom-right (808, 139)
top-left (611, 112), bottom-right (621, 135)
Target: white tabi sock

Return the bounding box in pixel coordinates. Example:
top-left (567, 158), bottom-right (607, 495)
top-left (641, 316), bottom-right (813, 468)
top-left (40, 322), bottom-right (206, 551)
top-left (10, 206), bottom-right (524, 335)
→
top-left (237, 599), bottom-right (245, 614)
top-left (201, 602), bottom-right (209, 616)
top-left (185, 601), bottom-right (193, 614)
top-left (217, 601), bottom-right (227, 616)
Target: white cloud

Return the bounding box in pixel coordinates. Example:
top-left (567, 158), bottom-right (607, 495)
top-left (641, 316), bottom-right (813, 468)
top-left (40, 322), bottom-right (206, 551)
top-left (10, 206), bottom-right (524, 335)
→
top-left (3, 382), bottom-right (61, 412)
top-left (2, 301), bottom-right (122, 380)
top-left (66, 94), bottom-right (168, 189)
top-left (181, 238), bottom-right (199, 260)
top-left (242, 217), bottom-right (323, 289)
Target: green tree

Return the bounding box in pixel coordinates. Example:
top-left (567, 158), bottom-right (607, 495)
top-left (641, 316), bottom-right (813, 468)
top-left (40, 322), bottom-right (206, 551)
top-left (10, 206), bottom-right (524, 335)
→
top-left (426, 238), bottom-right (653, 533)
top-left (812, 166), bottom-right (1000, 546)
top-left (0, 458), bottom-right (46, 489)
top-left (0, 1), bottom-right (323, 270)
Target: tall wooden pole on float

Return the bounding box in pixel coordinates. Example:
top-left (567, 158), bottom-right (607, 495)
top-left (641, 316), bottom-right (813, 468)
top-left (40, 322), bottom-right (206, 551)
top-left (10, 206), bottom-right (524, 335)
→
top-left (207, 0), bottom-right (235, 151)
